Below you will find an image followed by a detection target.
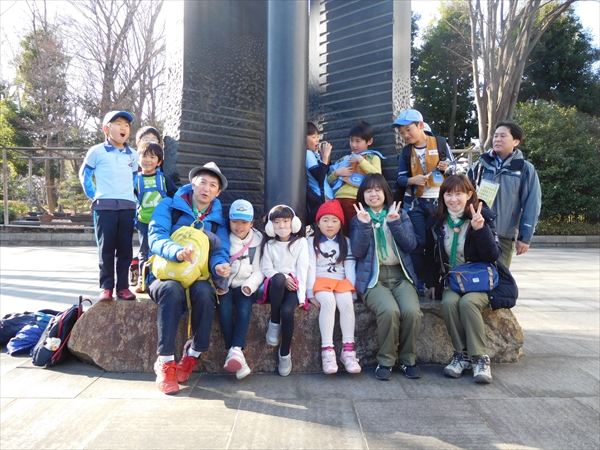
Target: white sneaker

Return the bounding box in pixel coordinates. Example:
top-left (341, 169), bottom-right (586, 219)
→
top-left (321, 348), bottom-right (338, 374)
top-left (278, 348), bottom-right (292, 376)
top-left (473, 355), bottom-right (492, 384)
top-left (443, 351), bottom-right (472, 378)
top-left (236, 362), bottom-right (251, 380)
top-left (223, 347), bottom-right (245, 373)
top-left (266, 320), bottom-right (281, 346)
top-left (340, 350), bottom-right (361, 374)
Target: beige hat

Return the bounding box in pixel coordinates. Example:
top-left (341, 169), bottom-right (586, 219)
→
top-left (188, 162), bottom-right (228, 190)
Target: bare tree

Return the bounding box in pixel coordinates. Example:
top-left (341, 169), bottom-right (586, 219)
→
top-left (467, 0), bottom-right (577, 150)
top-left (68, 0), bottom-right (165, 134)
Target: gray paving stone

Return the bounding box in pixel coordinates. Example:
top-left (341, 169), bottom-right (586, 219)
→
top-left (230, 398), bottom-right (365, 449)
top-left (0, 398), bottom-right (121, 450)
top-left (575, 396), bottom-right (600, 414)
top-left (492, 356), bottom-right (599, 398)
top-left (0, 360), bottom-right (102, 398)
top-left (0, 353), bottom-right (31, 376)
top-left (293, 368), bottom-right (410, 400)
top-left (85, 399), bottom-right (238, 449)
top-left (522, 330), bottom-right (600, 358)
top-left (468, 397), bottom-right (600, 450)
top-left (355, 398), bottom-right (507, 449)
top-left (399, 364), bottom-right (517, 399)
top-left (190, 372), bottom-right (301, 401)
top-left (0, 398), bottom-right (15, 409)
top-left (77, 371), bottom-right (200, 399)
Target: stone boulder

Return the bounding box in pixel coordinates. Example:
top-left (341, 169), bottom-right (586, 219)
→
top-left (68, 298), bottom-right (523, 373)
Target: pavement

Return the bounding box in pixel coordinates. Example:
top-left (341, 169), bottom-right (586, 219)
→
top-left (0, 246), bottom-right (598, 450)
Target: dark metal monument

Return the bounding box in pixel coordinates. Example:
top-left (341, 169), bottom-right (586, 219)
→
top-left (163, 0), bottom-right (411, 221)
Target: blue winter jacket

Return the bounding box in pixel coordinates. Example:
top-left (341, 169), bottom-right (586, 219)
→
top-left (148, 184), bottom-right (230, 279)
top-left (349, 210), bottom-right (418, 295)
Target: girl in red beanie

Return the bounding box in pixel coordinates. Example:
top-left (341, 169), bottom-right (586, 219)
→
top-left (307, 200), bottom-right (361, 374)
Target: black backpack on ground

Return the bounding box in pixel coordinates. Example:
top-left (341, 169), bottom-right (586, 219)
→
top-left (394, 135), bottom-right (448, 203)
top-left (1, 309), bottom-right (60, 345)
top-left (32, 296), bottom-right (92, 367)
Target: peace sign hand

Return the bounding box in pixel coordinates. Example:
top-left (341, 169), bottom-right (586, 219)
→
top-left (386, 201), bottom-right (402, 222)
top-left (353, 202), bottom-right (371, 223)
top-left (469, 202), bottom-right (484, 230)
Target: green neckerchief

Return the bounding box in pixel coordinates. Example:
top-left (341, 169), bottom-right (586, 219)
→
top-left (446, 215), bottom-right (465, 268)
top-left (367, 208), bottom-right (388, 259)
top-left (192, 203), bottom-right (210, 220)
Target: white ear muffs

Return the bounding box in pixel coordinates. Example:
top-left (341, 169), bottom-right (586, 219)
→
top-left (266, 204), bottom-right (302, 236)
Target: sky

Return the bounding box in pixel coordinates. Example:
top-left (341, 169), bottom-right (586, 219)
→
top-left (1, 0), bottom-right (599, 83)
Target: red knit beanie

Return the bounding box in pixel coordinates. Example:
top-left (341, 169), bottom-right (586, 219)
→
top-left (316, 200), bottom-right (345, 225)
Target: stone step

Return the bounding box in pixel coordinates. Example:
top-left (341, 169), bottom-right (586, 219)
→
top-left (68, 298), bottom-right (523, 373)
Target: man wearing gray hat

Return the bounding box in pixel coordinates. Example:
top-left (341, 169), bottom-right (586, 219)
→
top-left (147, 162), bottom-right (231, 394)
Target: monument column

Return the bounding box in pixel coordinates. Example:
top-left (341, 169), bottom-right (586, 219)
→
top-left (265, 0), bottom-right (309, 217)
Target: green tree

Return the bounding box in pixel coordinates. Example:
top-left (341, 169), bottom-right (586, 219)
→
top-left (514, 101), bottom-right (600, 223)
top-left (412, 1), bottom-right (477, 148)
top-left (519, 7), bottom-right (600, 116)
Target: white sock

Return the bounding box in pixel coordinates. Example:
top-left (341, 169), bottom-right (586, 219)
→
top-left (188, 347), bottom-right (201, 358)
top-left (158, 355), bottom-right (175, 363)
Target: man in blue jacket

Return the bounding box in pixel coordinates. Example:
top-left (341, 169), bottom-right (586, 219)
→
top-left (469, 122), bottom-right (541, 268)
top-left (148, 162), bottom-right (231, 394)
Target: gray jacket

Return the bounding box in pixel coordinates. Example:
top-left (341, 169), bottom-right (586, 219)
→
top-left (469, 149), bottom-right (541, 243)
top-left (349, 211), bottom-right (418, 295)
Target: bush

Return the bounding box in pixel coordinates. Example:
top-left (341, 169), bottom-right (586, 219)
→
top-left (536, 220), bottom-right (600, 235)
top-left (515, 101), bottom-right (600, 223)
top-left (0, 207), bottom-right (17, 224)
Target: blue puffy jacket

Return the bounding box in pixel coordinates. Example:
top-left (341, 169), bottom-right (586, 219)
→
top-left (349, 210), bottom-right (418, 295)
top-left (148, 184), bottom-right (230, 278)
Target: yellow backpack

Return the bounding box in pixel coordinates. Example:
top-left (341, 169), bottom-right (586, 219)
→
top-left (150, 220), bottom-right (210, 288)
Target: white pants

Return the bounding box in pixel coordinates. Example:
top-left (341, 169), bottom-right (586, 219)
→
top-left (315, 290), bottom-right (355, 348)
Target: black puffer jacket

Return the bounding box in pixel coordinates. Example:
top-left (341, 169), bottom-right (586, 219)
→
top-left (423, 206), bottom-right (518, 310)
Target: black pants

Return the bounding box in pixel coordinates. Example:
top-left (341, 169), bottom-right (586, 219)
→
top-left (268, 273), bottom-right (298, 356)
top-left (94, 209), bottom-right (135, 290)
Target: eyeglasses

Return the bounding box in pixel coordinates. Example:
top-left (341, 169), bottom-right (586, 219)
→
top-left (140, 137), bottom-right (159, 144)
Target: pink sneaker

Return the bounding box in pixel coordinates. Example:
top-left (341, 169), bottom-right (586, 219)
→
top-left (321, 348), bottom-right (338, 375)
top-left (223, 347), bottom-right (245, 373)
top-left (340, 350), bottom-right (361, 374)
top-left (98, 289), bottom-right (113, 301)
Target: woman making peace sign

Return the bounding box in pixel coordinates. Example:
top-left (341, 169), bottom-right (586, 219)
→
top-left (423, 174), bottom-right (518, 384)
top-left (350, 173), bottom-right (423, 381)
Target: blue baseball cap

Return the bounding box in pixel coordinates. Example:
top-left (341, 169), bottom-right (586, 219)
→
top-left (423, 122), bottom-right (434, 136)
top-left (103, 110), bottom-right (134, 126)
top-left (391, 109), bottom-right (423, 127)
top-left (229, 199), bottom-right (254, 222)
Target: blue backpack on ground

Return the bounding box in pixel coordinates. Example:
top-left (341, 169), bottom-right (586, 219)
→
top-left (32, 296), bottom-right (92, 367)
top-left (6, 313), bottom-right (56, 355)
top-left (1, 309), bottom-right (59, 345)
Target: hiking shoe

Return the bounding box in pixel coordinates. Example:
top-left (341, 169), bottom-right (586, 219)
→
top-left (278, 348), bottom-right (292, 377)
top-left (400, 364), bottom-right (422, 379)
top-left (98, 289), bottom-right (113, 302)
top-left (154, 359), bottom-right (179, 394)
top-left (176, 340), bottom-right (199, 383)
top-left (340, 350), bottom-right (361, 374)
top-left (223, 347), bottom-right (245, 373)
top-left (236, 362), bottom-right (251, 380)
top-left (375, 365), bottom-right (392, 381)
top-left (473, 355), bottom-right (492, 384)
top-left (116, 288), bottom-right (136, 301)
top-left (321, 348), bottom-right (338, 375)
top-left (444, 351), bottom-right (472, 378)
top-left (266, 320), bottom-right (281, 346)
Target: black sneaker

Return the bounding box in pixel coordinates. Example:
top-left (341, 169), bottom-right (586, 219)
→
top-left (375, 365), bottom-right (392, 381)
top-left (400, 364), bottom-right (422, 379)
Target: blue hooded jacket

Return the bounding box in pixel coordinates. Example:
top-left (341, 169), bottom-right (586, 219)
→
top-left (148, 184), bottom-right (230, 280)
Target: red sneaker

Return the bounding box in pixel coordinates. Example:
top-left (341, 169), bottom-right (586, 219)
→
top-left (98, 289), bottom-right (113, 302)
top-left (176, 340), bottom-right (199, 383)
top-left (116, 288), bottom-right (136, 301)
top-left (154, 359), bottom-right (179, 394)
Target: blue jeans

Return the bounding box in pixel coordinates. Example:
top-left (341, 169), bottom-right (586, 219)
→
top-left (94, 209), bottom-right (135, 290)
top-left (149, 278), bottom-right (216, 355)
top-left (136, 221), bottom-right (149, 276)
top-left (404, 197), bottom-right (437, 282)
top-left (218, 286), bottom-right (257, 349)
